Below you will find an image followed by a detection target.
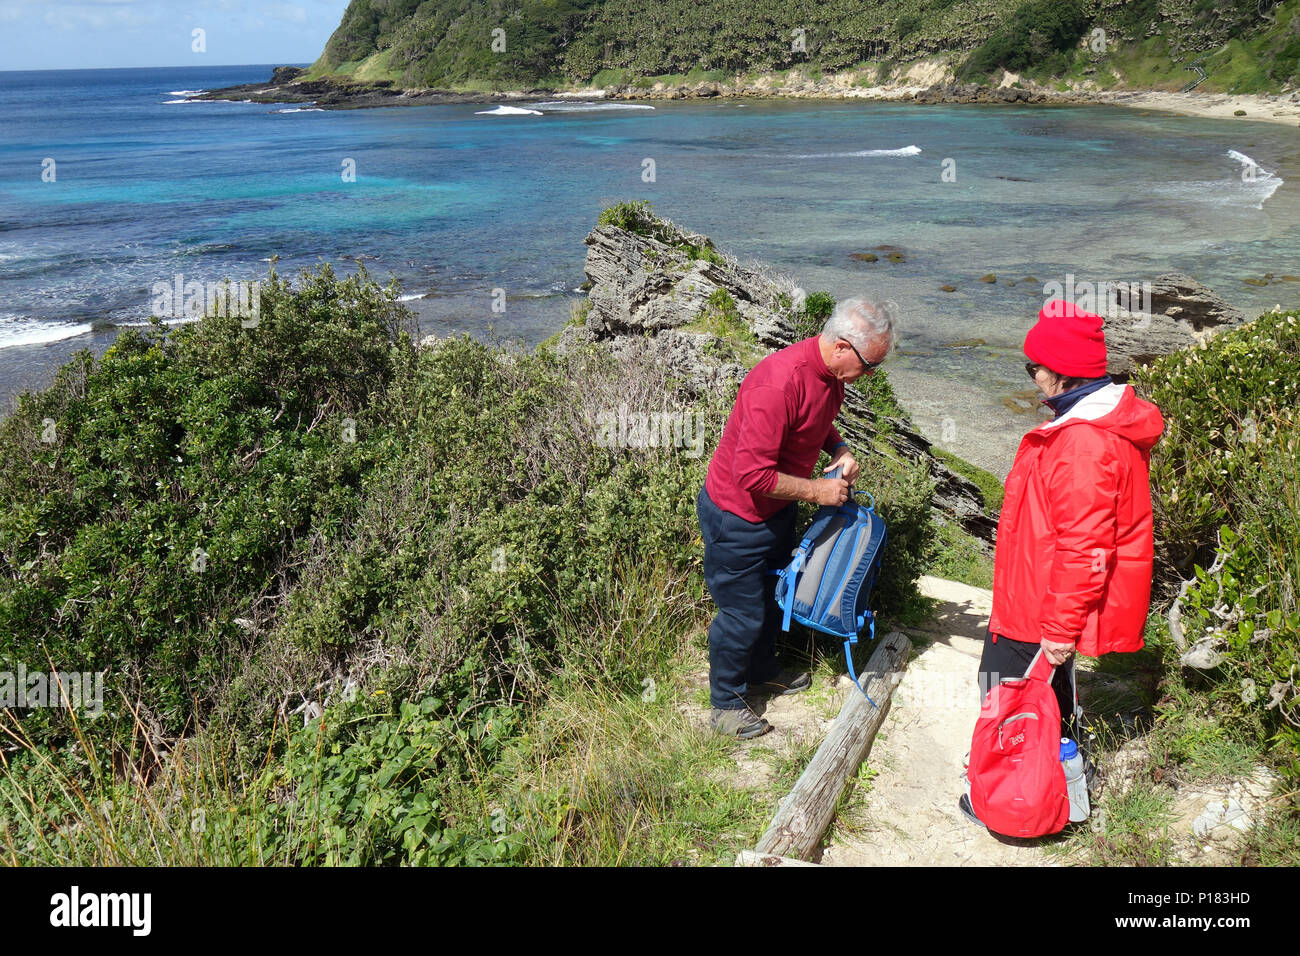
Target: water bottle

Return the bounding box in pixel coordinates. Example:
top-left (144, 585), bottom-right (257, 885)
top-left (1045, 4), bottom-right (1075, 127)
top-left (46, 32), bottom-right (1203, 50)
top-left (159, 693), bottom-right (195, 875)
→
top-left (1060, 737), bottom-right (1090, 823)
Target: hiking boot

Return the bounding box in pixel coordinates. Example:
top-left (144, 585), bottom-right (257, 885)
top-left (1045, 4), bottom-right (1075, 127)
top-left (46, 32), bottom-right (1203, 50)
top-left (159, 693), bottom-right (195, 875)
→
top-left (958, 793), bottom-right (987, 830)
top-left (710, 707), bottom-right (771, 739)
top-left (747, 669), bottom-right (812, 698)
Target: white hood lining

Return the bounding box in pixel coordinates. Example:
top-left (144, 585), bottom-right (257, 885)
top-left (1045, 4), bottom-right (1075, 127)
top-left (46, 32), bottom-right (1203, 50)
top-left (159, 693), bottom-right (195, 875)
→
top-left (1039, 382), bottom-right (1127, 429)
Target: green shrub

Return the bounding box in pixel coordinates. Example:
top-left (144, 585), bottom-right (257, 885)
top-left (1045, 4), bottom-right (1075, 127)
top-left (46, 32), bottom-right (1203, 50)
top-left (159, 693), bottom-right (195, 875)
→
top-left (691, 289), bottom-right (754, 342)
top-left (959, 0), bottom-right (1089, 80)
top-left (1133, 308), bottom-right (1300, 783)
top-left (0, 264), bottom-right (415, 748)
top-left (789, 290), bottom-right (835, 341)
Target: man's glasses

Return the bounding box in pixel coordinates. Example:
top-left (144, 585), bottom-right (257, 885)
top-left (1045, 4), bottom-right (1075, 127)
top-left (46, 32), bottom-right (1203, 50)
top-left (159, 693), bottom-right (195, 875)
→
top-left (841, 339), bottom-right (882, 374)
top-left (1025, 362), bottom-right (1043, 381)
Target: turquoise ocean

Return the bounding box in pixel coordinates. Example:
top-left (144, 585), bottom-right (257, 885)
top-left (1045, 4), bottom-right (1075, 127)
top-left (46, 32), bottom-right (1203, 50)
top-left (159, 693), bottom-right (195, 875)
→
top-left (2, 64), bottom-right (1297, 472)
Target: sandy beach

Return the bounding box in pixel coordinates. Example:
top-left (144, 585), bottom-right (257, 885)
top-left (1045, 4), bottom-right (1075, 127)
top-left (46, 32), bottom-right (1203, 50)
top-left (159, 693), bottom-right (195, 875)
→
top-left (569, 58), bottom-right (1300, 128)
top-left (1095, 89), bottom-right (1300, 127)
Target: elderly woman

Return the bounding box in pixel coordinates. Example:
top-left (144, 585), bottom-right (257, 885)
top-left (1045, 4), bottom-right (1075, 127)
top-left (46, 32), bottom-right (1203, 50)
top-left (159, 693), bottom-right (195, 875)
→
top-left (961, 300), bottom-right (1164, 825)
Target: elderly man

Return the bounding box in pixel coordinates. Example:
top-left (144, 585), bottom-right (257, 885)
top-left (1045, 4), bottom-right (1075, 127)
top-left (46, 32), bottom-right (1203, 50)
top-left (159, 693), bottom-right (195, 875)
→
top-left (696, 297), bottom-right (897, 738)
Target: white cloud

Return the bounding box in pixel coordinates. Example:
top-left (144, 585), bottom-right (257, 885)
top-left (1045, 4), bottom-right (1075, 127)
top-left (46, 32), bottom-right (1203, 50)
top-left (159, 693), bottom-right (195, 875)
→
top-left (35, 1), bottom-right (160, 32)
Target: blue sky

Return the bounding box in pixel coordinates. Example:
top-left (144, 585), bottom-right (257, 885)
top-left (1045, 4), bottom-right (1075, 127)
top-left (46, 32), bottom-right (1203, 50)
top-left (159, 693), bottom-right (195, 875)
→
top-left (0, 0), bottom-right (354, 70)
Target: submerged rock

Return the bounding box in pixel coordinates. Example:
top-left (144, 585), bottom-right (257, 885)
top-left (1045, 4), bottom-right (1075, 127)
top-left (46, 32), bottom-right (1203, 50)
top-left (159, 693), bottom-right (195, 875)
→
top-left (849, 252), bottom-right (879, 262)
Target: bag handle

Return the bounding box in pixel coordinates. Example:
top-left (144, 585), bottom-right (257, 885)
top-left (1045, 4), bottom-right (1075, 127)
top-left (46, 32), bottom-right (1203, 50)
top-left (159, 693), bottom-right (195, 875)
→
top-left (1023, 646), bottom-right (1084, 746)
top-left (824, 464), bottom-right (877, 511)
top-left (1023, 647), bottom-right (1056, 684)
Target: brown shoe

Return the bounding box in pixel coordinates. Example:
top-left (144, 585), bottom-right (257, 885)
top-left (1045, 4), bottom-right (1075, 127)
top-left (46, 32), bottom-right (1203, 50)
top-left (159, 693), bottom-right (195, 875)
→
top-left (710, 708), bottom-right (771, 739)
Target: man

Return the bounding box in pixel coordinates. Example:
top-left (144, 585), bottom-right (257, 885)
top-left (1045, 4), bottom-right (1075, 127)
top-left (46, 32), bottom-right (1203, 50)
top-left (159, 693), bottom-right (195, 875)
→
top-left (696, 297), bottom-right (897, 738)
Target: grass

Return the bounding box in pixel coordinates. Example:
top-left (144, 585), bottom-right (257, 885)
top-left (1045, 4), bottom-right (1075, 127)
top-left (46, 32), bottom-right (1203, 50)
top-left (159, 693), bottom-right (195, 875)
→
top-left (687, 289), bottom-right (756, 344)
top-left (931, 448), bottom-right (1004, 512)
top-left (924, 517), bottom-right (994, 589)
top-left (0, 558), bottom-right (800, 867)
top-left (1044, 703), bottom-right (1179, 866)
top-left (457, 672), bottom-right (777, 866)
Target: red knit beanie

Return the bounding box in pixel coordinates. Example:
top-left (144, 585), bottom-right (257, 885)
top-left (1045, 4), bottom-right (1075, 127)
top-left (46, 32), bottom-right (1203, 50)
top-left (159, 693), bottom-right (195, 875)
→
top-left (1024, 300), bottom-right (1108, 378)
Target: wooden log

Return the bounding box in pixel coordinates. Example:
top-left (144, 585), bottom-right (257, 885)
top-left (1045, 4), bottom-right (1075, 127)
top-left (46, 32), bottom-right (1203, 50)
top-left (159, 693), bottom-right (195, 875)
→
top-left (735, 850), bottom-right (822, 867)
top-left (754, 630), bottom-right (911, 861)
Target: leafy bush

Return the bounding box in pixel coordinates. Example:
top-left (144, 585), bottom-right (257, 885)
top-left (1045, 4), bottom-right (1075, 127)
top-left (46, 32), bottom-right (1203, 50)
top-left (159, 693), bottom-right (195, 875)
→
top-left (691, 289), bottom-right (754, 342)
top-left (0, 265), bottom-right (415, 748)
top-left (1132, 308), bottom-right (1300, 783)
top-left (788, 290), bottom-right (836, 341)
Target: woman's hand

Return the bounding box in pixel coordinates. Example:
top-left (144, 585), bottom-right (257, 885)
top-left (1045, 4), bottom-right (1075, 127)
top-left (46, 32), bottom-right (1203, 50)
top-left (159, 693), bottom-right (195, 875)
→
top-left (1041, 638), bottom-right (1076, 666)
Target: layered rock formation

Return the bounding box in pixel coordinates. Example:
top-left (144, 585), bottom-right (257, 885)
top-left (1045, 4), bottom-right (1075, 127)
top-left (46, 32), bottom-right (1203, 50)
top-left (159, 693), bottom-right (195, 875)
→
top-left (1102, 273), bottom-right (1246, 378)
top-left (562, 218), bottom-right (1000, 548)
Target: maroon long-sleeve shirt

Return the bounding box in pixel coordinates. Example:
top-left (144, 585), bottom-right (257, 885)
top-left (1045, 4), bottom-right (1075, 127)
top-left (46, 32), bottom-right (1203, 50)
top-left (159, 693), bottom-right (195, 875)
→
top-left (704, 336), bottom-right (846, 522)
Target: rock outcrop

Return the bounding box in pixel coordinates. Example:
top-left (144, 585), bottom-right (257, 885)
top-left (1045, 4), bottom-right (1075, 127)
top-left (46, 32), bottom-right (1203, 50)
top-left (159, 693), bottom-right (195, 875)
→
top-left (1102, 273), bottom-right (1246, 378)
top-left (270, 65), bottom-right (306, 85)
top-left (565, 217), bottom-right (1000, 549)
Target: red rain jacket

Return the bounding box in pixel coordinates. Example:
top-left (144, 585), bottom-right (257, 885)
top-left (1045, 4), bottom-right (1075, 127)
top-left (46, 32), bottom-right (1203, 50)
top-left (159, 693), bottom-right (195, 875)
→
top-left (988, 383), bottom-right (1165, 657)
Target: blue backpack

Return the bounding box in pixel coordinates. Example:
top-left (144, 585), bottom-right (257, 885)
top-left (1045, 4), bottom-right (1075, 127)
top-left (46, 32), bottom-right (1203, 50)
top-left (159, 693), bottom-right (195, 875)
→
top-left (773, 470), bottom-right (888, 706)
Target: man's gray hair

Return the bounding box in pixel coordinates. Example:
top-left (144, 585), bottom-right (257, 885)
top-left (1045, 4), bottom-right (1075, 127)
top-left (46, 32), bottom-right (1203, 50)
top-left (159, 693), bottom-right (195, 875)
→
top-left (820, 297), bottom-right (898, 354)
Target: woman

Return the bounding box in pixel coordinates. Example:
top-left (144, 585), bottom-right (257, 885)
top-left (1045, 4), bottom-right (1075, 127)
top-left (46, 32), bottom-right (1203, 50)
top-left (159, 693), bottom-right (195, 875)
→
top-left (961, 300), bottom-right (1164, 826)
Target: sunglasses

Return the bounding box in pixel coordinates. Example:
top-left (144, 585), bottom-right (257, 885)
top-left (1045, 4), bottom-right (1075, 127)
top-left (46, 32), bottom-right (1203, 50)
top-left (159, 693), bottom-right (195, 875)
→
top-left (1025, 362), bottom-right (1043, 380)
top-left (841, 339), bottom-right (883, 374)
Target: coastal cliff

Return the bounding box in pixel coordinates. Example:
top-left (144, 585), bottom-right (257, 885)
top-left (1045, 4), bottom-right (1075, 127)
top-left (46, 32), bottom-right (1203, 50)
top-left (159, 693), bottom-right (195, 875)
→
top-left (194, 0), bottom-right (1300, 117)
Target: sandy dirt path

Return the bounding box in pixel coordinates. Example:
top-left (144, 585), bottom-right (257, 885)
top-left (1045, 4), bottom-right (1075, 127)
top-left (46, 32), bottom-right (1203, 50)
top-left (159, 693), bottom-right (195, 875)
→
top-left (816, 575), bottom-right (1061, 866)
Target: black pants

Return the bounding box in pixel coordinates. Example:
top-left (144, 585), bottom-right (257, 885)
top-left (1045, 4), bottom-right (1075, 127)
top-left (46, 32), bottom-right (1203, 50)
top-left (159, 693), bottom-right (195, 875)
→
top-left (978, 631), bottom-right (1079, 740)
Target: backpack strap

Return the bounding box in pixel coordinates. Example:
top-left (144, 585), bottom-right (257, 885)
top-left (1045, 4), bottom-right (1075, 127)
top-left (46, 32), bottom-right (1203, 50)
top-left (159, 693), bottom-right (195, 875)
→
top-left (777, 550), bottom-right (804, 633)
top-left (842, 610), bottom-right (879, 709)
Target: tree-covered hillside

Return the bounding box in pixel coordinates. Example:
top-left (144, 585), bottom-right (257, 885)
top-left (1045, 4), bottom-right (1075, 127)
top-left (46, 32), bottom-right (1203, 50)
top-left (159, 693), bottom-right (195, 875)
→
top-left (307, 0), bottom-right (1300, 93)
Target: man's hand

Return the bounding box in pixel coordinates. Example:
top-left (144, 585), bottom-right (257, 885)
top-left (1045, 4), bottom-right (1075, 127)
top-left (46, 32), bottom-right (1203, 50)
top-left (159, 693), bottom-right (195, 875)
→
top-left (815, 474), bottom-right (850, 506)
top-left (826, 449), bottom-right (860, 484)
top-left (1041, 638), bottom-right (1076, 666)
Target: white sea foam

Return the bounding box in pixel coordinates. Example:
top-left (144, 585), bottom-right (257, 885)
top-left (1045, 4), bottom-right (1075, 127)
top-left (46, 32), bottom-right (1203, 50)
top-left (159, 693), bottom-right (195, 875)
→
top-left (163, 99), bottom-right (200, 104)
top-left (475, 105), bottom-right (543, 116)
top-left (0, 316), bottom-right (94, 349)
top-left (273, 107), bottom-right (325, 113)
top-left (167, 89), bottom-right (207, 96)
top-left (533, 101), bottom-right (655, 111)
top-left (396, 293), bottom-right (426, 302)
top-left (1227, 149), bottom-right (1284, 206)
top-left (794, 145), bottom-right (922, 158)
top-left (1154, 150), bottom-right (1284, 209)
top-left (116, 316), bottom-right (203, 328)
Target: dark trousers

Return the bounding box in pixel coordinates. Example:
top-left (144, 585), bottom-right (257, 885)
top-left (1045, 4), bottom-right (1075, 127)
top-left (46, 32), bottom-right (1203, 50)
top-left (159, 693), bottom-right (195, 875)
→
top-left (978, 631), bottom-right (1079, 740)
top-left (696, 485), bottom-right (797, 711)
